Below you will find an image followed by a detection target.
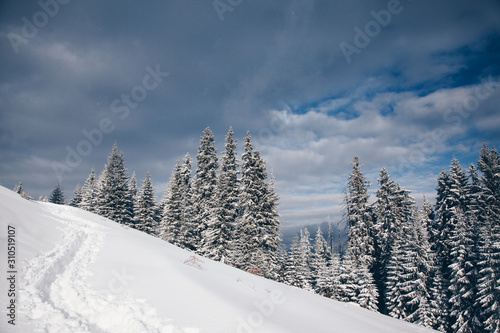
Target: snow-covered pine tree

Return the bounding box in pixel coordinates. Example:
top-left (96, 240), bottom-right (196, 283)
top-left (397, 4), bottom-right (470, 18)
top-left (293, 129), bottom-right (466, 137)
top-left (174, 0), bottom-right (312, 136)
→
top-left (13, 181), bottom-right (32, 200)
top-left (13, 181), bottom-right (23, 195)
top-left (96, 143), bottom-right (133, 225)
top-left (356, 261), bottom-right (379, 312)
top-left (160, 154), bottom-right (195, 250)
top-left (433, 168), bottom-right (454, 331)
top-left (337, 250), bottom-right (359, 304)
top-left (129, 171), bottom-right (139, 225)
top-left (312, 227), bottom-right (330, 294)
top-left (441, 158), bottom-right (476, 331)
top-left (385, 224), bottom-right (410, 320)
top-left (417, 197), bottom-right (442, 330)
top-left (201, 127), bottom-right (239, 264)
top-left (385, 187), bottom-right (434, 325)
top-left (406, 207), bottom-right (436, 329)
top-left (284, 231), bottom-right (312, 291)
top-left (298, 228), bottom-right (313, 291)
top-left (129, 172), bottom-right (138, 201)
top-left (284, 235), bottom-right (301, 287)
top-left (344, 156), bottom-right (375, 269)
top-left (160, 161), bottom-right (183, 244)
top-left (80, 168), bottom-right (98, 213)
top-left (476, 144), bottom-right (500, 333)
top-left (134, 172), bottom-right (159, 236)
top-left (276, 244), bottom-right (289, 283)
top-left (193, 127), bottom-right (219, 253)
top-left (49, 184), bottom-right (65, 204)
top-left (373, 167), bottom-right (397, 313)
top-left (259, 168), bottom-right (282, 279)
top-left (70, 184), bottom-right (83, 207)
top-left (237, 132), bottom-right (280, 275)
top-left (446, 163), bottom-right (482, 333)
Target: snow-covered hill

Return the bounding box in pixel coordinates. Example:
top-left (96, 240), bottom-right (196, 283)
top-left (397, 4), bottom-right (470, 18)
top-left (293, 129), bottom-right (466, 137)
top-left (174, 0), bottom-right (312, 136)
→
top-left (0, 186), bottom-right (435, 332)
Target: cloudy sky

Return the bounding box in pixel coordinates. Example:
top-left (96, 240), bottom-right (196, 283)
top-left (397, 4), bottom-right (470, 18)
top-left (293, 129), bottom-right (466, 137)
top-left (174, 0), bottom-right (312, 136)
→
top-left (1, 0), bottom-right (499, 228)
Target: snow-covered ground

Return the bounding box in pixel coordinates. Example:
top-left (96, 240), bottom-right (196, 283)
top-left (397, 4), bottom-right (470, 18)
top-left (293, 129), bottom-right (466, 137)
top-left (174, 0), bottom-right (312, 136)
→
top-left (0, 186), bottom-right (435, 332)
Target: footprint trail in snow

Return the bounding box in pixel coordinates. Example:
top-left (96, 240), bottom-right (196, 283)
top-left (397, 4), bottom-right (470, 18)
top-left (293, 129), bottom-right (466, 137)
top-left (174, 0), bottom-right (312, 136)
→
top-left (19, 205), bottom-right (181, 333)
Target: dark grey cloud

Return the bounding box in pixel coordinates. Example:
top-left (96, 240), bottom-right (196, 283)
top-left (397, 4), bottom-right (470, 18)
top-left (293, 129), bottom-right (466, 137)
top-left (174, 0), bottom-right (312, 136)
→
top-left (1, 0), bottom-right (499, 226)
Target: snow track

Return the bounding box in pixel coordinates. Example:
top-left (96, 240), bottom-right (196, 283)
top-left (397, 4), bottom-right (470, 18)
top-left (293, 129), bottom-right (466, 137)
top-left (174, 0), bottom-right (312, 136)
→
top-left (19, 205), bottom-right (179, 333)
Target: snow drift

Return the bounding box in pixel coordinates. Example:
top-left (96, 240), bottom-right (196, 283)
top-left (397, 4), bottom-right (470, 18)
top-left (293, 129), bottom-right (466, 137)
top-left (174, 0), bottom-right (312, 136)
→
top-left (0, 186), bottom-right (435, 332)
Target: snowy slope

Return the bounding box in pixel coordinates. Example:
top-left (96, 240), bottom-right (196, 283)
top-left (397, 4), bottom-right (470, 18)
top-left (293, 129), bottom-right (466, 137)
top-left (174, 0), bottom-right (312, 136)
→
top-left (0, 186), bottom-right (435, 333)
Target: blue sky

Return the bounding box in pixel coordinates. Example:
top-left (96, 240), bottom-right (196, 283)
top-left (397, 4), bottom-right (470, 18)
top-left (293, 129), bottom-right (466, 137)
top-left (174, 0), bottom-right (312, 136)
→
top-left (1, 0), bottom-right (499, 228)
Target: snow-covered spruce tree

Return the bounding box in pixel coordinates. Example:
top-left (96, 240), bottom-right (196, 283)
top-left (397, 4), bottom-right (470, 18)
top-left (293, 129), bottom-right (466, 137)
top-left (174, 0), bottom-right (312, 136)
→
top-left (298, 228), bottom-right (313, 291)
top-left (96, 143), bottom-right (133, 225)
top-left (312, 227), bottom-right (330, 295)
top-left (446, 163), bottom-right (482, 333)
top-left (236, 132), bottom-right (281, 276)
top-left (284, 235), bottom-right (301, 287)
top-left (80, 168), bottom-right (98, 213)
top-left (134, 172), bottom-right (159, 236)
top-left (70, 184), bottom-right (83, 207)
top-left (406, 207), bottom-right (436, 329)
top-left (439, 158), bottom-right (474, 331)
top-left (385, 222), bottom-right (412, 321)
top-left (373, 167), bottom-right (397, 313)
top-left (49, 184), bottom-right (65, 204)
top-left (200, 127), bottom-right (239, 264)
top-left (129, 172), bottom-right (138, 202)
top-left (259, 168), bottom-right (282, 279)
top-left (13, 181), bottom-right (32, 200)
top-left (418, 197), bottom-right (442, 330)
top-left (276, 244), bottom-right (289, 284)
top-left (356, 260), bottom-right (379, 312)
top-left (476, 144), bottom-right (500, 333)
top-left (160, 154), bottom-right (195, 250)
top-left (344, 156), bottom-right (375, 269)
top-left (433, 167), bottom-right (454, 330)
top-left (13, 181), bottom-right (23, 195)
top-left (128, 171), bottom-right (139, 224)
top-left (385, 187), bottom-right (435, 325)
top-left (332, 248), bottom-right (378, 311)
top-left (160, 161), bottom-right (183, 245)
top-left (285, 232), bottom-right (313, 291)
top-left (192, 127), bottom-right (219, 253)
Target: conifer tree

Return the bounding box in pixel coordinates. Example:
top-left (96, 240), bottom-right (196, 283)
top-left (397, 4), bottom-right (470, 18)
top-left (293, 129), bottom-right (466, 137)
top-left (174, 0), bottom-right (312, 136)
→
top-left (80, 168), bottom-right (98, 213)
top-left (161, 154), bottom-right (195, 250)
top-left (70, 184), bottom-right (83, 207)
top-left (284, 235), bottom-right (302, 287)
top-left (373, 167), bottom-right (397, 313)
top-left (285, 231), bottom-right (313, 291)
top-left (476, 144), bottom-right (500, 333)
top-left (333, 248), bottom-right (378, 311)
top-left (298, 228), bottom-right (313, 291)
top-left (193, 127), bottom-right (219, 252)
top-left (49, 184), bottom-right (65, 204)
top-left (134, 172), bottom-right (159, 236)
top-left (201, 127), bottom-right (239, 264)
top-left (312, 227), bottom-right (330, 294)
top-left (337, 251), bottom-right (359, 304)
top-left (417, 198), bottom-right (441, 330)
top-left (96, 143), bottom-right (133, 225)
top-left (13, 181), bottom-right (32, 200)
top-left (344, 157), bottom-right (375, 269)
top-left (129, 172), bottom-right (139, 223)
top-left (236, 132), bottom-right (281, 275)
